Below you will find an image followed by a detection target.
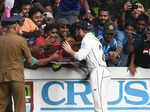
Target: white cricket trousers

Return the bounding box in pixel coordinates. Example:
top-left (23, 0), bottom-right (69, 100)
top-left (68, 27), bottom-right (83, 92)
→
top-left (90, 67), bottom-right (111, 112)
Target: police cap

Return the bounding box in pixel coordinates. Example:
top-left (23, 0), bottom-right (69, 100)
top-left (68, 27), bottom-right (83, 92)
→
top-left (1, 16), bottom-right (23, 27)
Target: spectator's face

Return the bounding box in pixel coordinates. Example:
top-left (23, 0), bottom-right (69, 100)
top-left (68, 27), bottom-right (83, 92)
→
top-left (137, 20), bottom-right (147, 33)
top-left (103, 33), bottom-right (114, 42)
top-left (131, 3), bottom-right (144, 19)
top-left (98, 11), bottom-right (109, 25)
top-left (22, 4), bottom-right (31, 17)
top-left (45, 6), bottom-right (53, 12)
top-left (47, 28), bottom-right (58, 38)
top-left (44, 18), bottom-right (55, 25)
top-left (125, 25), bottom-right (135, 38)
top-left (59, 25), bottom-right (69, 38)
top-left (32, 11), bottom-right (43, 26)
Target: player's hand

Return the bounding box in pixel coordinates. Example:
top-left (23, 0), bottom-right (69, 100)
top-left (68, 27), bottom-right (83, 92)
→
top-left (62, 41), bottom-right (74, 54)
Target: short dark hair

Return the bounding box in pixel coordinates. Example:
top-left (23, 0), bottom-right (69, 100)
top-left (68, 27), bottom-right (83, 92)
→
top-left (125, 21), bottom-right (136, 29)
top-left (44, 24), bottom-right (58, 33)
top-left (98, 7), bottom-right (110, 16)
top-left (29, 7), bottom-right (42, 18)
top-left (75, 20), bottom-right (91, 31)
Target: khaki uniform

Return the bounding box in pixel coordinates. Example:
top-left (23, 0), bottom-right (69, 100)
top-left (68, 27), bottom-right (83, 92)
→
top-left (0, 32), bottom-right (32, 112)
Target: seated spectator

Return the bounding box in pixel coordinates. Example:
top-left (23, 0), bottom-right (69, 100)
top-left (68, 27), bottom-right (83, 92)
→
top-left (128, 24), bottom-right (150, 76)
top-left (99, 22), bottom-right (120, 66)
top-left (119, 22), bottom-right (137, 66)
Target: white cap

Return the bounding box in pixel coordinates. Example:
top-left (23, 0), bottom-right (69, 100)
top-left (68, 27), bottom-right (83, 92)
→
top-left (43, 12), bottom-right (54, 19)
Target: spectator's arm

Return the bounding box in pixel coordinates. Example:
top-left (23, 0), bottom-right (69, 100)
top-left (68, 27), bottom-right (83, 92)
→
top-left (80, 0), bottom-right (93, 19)
top-left (121, 11), bottom-right (126, 28)
top-left (121, 2), bottom-right (132, 28)
top-left (125, 40), bottom-right (134, 53)
top-left (35, 51), bottom-right (62, 65)
top-left (30, 36), bottom-right (54, 54)
top-left (128, 53), bottom-right (136, 76)
top-left (22, 30), bottom-right (41, 38)
top-left (80, 0), bottom-right (90, 14)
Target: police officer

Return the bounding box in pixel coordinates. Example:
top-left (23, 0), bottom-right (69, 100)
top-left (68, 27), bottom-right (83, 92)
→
top-left (0, 16), bottom-right (32, 112)
top-left (62, 20), bottom-right (111, 112)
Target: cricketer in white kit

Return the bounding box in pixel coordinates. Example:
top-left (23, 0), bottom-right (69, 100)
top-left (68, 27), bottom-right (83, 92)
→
top-left (62, 21), bottom-right (111, 112)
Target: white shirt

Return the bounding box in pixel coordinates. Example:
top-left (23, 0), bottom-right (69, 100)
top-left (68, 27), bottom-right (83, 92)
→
top-left (74, 32), bottom-right (106, 70)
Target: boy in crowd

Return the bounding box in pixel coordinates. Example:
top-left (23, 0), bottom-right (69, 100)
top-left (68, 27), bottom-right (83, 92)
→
top-left (119, 22), bottom-right (137, 66)
top-left (99, 22), bottom-right (120, 66)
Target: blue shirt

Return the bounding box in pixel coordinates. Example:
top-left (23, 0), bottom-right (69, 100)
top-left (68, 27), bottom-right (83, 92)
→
top-left (59, 0), bottom-right (80, 12)
top-left (118, 32), bottom-right (137, 66)
top-left (99, 36), bottom-right (118, 56)
top-left (114, 28), bottom-right (125, 49)
top-left (92, 25), bottom-right (124, 49)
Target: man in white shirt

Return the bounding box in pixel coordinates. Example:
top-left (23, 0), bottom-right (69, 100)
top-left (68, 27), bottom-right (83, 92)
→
top-left (62, 20), bottom-right (111, 112)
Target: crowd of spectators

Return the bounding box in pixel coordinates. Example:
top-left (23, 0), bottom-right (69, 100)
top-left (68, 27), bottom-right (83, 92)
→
top-left (0, 0), bottom-right (150, 76)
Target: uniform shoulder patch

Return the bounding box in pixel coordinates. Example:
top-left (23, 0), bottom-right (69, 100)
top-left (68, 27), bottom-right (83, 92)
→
top-left (81, 42), bottom-right (86, 48)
